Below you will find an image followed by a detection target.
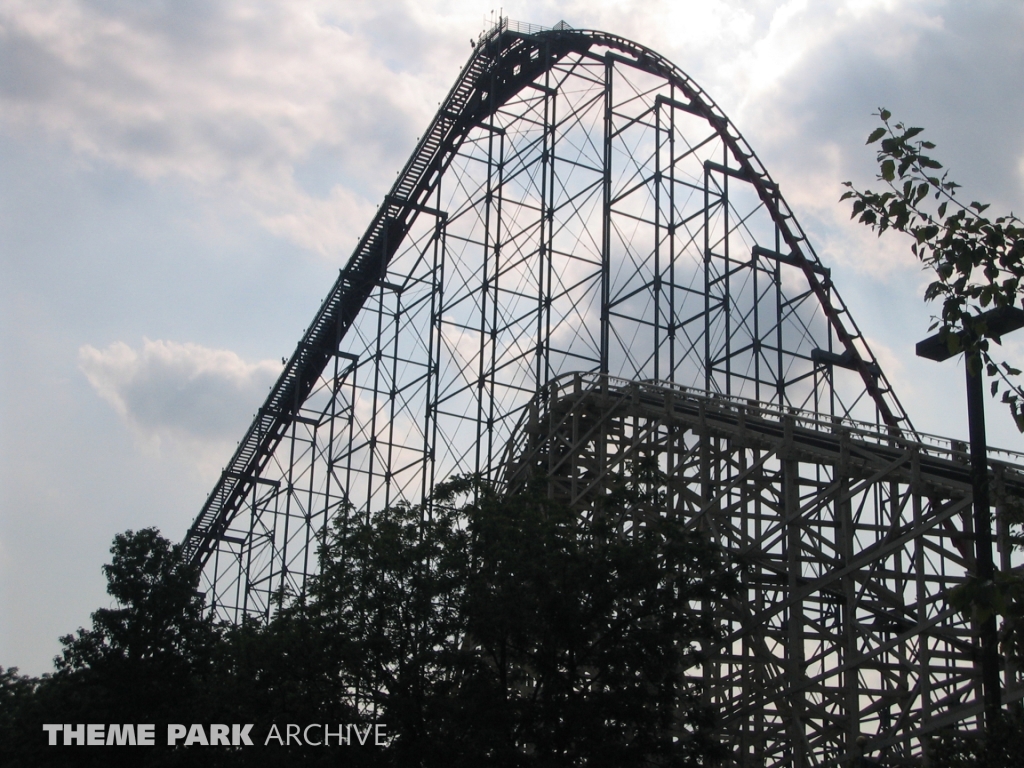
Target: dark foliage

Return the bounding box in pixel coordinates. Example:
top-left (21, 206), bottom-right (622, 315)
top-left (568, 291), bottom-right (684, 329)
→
top-left (0, 529), bottom-right (224, 767)
top-left (841, 109), bottom-right (1024, 431)
top-left (926, 707), bottom-right (1024, 767)
top-left (2, 480), bottom-right (738, 767)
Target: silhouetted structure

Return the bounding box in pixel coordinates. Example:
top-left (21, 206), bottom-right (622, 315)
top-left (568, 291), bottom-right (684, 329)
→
top-left (182, 19), bottom-right (1024, 766)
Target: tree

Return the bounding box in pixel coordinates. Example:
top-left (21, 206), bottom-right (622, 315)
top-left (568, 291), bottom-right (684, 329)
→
top-left (296, 498), bottom-right (473, 765)
top-left (840, 110), bottom-right (1024, 430)
top-left (926, 706), bottom-right (1024, 768)
top-left (843, 113), bottom-right (1024, 757)
top-left (0, 666), bottom-right (40, 766)
top-left (298, 476), bottom-right (738, 766)
top-left (56, 528), bottom-right (218, 680)
top-left (450, 478), bottom-right (736, 767)
top-left (4, 476), bottom-right (737, 767)
top-left (2, 529), bottom-right (225, 767)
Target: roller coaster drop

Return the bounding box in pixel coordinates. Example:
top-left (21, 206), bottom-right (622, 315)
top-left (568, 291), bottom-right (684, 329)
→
top-left (182, 19), bottom-right (1024, 766)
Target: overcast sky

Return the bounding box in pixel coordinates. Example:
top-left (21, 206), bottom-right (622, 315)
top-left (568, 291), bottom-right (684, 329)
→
top-left (3, 0), bottom-right (1023, 676)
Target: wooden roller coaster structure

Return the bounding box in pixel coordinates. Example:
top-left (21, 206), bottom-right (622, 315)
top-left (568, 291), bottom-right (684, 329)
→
top-left (182, 19), bottom-right (1024, 765)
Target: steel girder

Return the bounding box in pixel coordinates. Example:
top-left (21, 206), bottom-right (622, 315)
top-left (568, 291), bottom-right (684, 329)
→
top-left (503, 373), bottom-right (1024, 767)
top-left (187, 19), bottom-right (911, 612)
top-left (178, 19), bottom-right (1023, 763)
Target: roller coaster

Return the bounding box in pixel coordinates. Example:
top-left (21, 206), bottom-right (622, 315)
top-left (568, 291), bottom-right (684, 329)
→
top-left (182, 19), bottom-right (1024, 766)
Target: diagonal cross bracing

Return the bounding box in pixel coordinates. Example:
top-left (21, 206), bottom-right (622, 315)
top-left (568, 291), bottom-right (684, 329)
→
top-left (179, 18), bottom-right (1019, 765)
top-left (503, 373), bottom-right (1024, 767)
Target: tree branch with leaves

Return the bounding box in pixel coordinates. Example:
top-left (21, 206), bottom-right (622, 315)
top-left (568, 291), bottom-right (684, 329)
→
top-left (843, 113), bottom-right (1024, 704)
top-left (841, 109), bottom-right (1024, 431)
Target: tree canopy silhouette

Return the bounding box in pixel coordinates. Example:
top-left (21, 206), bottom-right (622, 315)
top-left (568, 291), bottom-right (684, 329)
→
top-left (2, 476), bottom-right (738, 767)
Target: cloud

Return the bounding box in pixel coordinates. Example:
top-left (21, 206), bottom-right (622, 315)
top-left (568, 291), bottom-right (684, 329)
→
top-left (0, 0), bottom-right (458, 257)
top-left (746, 2), bottom-right (1023, 196)
top-left (260, 183), bottom-right (378, 257)
top-left (0, 0), bottom-right (427, 180)
top-left (78, 338), bottom-right (281, 452)
top-left (7, 0), bottom-right (1020, 268)
top-left (681, 0), bottom-right (1024, 282)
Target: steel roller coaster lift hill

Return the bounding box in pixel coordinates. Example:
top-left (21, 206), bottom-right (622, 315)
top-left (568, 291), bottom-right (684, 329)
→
top-left (182, 18), bottom-right (1024, 767)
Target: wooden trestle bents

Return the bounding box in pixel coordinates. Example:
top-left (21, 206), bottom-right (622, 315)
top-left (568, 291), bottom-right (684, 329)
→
top-left (182, 19), bottom-right (1024, 765)
top-left (503, 372), bottom-right (1024, 767)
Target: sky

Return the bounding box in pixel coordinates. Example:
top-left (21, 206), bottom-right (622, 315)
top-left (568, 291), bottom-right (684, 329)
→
top-left (2, 0), bottom-right (1023, 676)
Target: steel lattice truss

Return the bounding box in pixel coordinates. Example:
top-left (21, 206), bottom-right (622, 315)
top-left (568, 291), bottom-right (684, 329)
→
top-left (181, 19), bottom-right (1024, 765)
top-left (503, 373), bottom-right (1024, 767)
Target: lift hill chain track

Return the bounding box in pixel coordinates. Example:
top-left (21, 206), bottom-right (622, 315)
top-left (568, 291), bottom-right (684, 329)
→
top-left (183, 19), bottom-right (909, 570)
top-left (179, 18), bottom-right (1024, 766)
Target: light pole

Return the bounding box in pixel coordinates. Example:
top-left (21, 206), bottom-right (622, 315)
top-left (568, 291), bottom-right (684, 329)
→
top-left (916, 304), bottom-right (1024, 730)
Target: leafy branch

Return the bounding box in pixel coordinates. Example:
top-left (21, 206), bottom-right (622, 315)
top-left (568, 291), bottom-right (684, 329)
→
top-left (841, 109), bottom-right (1024, 431)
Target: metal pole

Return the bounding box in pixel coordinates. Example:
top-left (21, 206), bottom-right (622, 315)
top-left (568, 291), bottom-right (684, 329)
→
top-left (917, 307), bottom-right (1024, 730)
top-left (965, 355), bottom-right (1002, 727)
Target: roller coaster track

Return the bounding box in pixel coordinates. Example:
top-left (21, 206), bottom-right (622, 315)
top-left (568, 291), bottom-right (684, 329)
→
top-left (183, 20), bottom-right (910, 569)
top-left (503, 373), bottom-right (1024, 766)
top-left (177, 20), bottom-right (1024, 764)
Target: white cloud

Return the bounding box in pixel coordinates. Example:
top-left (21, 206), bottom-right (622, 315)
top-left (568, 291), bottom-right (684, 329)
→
top-left (0, 0), bottom-right (454, 257)
top-left (6, 0), bottom-right (1019, 265)
top-left (5, 0), bottom-right (1024, 679)
top-left (261, 183), bottom-right (377, 257)
top-left (735, 1), bottom-right (1024, 200)
top-left (78, 338), bottom-right (281, 468)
